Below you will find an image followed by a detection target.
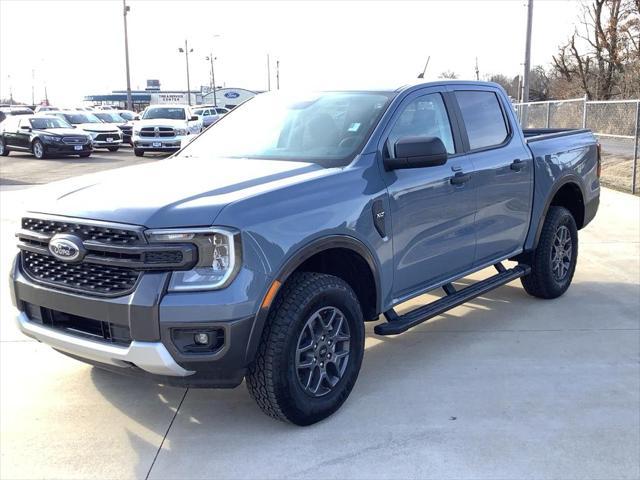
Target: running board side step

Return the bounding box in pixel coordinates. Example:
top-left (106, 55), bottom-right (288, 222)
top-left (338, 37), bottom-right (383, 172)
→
top-left (374, 263), bottom-right (531, 336)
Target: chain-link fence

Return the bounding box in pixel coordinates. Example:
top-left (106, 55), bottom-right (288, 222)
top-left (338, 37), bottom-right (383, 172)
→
top-left (514, 98), bottom-right (640, 195)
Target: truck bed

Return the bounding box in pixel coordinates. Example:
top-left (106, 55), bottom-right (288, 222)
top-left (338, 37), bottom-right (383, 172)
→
top-left (523, 128), bottom-right (591, 142)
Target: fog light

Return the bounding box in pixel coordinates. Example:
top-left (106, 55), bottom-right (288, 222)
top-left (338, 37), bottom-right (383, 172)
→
top-left (194, 333), bottom-right (210, 345)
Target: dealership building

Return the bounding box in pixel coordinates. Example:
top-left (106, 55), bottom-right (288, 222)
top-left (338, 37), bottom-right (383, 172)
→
top-left (84, 80), bottom-right (262, 111)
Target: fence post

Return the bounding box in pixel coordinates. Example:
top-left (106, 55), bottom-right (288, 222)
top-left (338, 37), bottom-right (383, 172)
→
top-left (582, 95), bottom-right (588, 128)
top-left (632, 100), bottom-right (639, 195)
top-left (546, 102), bottom-right (551, 128)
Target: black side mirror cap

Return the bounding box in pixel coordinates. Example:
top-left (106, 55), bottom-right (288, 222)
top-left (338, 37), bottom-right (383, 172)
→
top-left (20, 125), bottom-right (32, 131)
top-left (384, 136), bottom-right (448, 170)
top-left (189, 115), bottom-right (199, 121)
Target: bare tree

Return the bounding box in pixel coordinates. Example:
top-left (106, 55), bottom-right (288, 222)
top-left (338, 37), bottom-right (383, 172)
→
top-left (438, 71), bottom-right (459, 79)
top-left (552, 0), bottom-right (639, 99)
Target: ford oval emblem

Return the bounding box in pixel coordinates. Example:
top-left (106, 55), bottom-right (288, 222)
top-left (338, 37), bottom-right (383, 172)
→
top-left (224, 92), bottom-right (240, 99)
top-left (48, 234), bottom-right (85, 262)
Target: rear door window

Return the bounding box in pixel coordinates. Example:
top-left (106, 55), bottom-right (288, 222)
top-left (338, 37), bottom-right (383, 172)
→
top-left (455, 91), bottom-right (509, 150)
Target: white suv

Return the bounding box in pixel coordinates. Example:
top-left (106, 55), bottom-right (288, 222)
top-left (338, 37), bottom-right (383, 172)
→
top-left (132, 105), bottom-right (203, 156)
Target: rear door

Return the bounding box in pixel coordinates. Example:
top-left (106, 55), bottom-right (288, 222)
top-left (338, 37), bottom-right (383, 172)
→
top-left (2, 118), bottom-right (20, 148)
top-left (449, 86), bottom-right (533, 265)
top-left (379, 87), bottom-right (478, 300)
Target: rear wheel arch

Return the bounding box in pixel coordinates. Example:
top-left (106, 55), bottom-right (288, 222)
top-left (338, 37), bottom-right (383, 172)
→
top-left (531, 178), bottom-right (585, 251)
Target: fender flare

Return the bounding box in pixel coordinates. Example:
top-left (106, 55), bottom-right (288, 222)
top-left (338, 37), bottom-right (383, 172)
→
top-left (244, 235), bottom-right (382, 364)
top-left (527, 174), bottom-right (585, 251)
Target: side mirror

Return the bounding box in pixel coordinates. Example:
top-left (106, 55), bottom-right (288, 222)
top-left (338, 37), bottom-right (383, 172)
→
top-left (189, 115), bottom-right (199, 122)
top-left (384, 136), bottom-right (448, 170)
top-left (20, 125), bottom-right (32, 132)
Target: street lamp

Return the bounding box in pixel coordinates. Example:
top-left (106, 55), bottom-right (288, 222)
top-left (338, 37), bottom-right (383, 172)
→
top-left (205, 55), bottom-right (217, 107)
top-left (179, 40), bottom-right (193, 106)
top-left (122, 0), bottom-right (133, 110)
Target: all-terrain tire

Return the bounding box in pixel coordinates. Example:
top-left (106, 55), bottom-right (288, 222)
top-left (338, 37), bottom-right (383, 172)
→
top-left (521, 206), bottom-right (578, 299)
top-left (246, 272), bottom-right (365, 426)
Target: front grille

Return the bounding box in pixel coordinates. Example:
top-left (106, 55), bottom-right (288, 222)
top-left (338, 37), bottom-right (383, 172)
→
top-left (18, 216), bottom-right (196, 296)
top-left (144, 250), bottom-right (183, 263)
top-left (24, 303), bottom-right (132, 346)
top-left (62, 136), bottom-right (88, 145)
top-left (22, 217), bottom-right (142, 245)
top-left (94, 133), bottom-right (120, 142)
top-left (22, 251), bottom-right (140, 295)
top-left (140, 127), bottom-right (174, 137)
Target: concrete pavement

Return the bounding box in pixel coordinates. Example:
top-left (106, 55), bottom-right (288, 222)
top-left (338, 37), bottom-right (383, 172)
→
top-left (0, 185), bottom-right (638, 479)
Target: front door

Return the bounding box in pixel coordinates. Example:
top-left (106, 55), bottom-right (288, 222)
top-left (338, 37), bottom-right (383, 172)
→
top-left (380, 89), bottom-right (478, 300)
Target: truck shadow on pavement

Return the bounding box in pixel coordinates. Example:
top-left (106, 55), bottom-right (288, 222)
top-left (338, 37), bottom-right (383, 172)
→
top-left (88, 278), bottom-right (639, 478)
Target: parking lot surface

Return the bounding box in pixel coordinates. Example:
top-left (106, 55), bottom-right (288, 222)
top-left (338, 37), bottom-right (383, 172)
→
top-left (0, 174), bottom-right (638, 478)
top-left (0, 147), bottom-right (164, 185)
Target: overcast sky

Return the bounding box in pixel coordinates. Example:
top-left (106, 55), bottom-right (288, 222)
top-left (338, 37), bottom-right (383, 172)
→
top-left (1, 0), bottom-right (584, 105)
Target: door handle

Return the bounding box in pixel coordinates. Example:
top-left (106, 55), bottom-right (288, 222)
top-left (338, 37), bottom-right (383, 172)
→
top-left (450, 171), bottom-right (470, 185)
top-left (510, 159), bottom-right (524, 172)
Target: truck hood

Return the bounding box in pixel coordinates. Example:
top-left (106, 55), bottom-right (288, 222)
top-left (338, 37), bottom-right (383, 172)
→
top-left (133, 118), bottom-right (188, 128)
top-left (26, 157), bottom-right (330, 228)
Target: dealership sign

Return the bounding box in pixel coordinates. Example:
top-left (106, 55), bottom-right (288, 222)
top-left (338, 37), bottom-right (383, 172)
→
top-left (224, 92), bottom-right (240, 99)
top-left (151, 93), bottom-right (190, 104)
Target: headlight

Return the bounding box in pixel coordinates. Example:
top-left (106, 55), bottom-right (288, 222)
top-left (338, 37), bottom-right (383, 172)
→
top-left (146, 227), bottom-right (241, 291)
top-left (175, 128), bottom-right (188, 136)
top-left (42, 135), bottom-right (61, 143)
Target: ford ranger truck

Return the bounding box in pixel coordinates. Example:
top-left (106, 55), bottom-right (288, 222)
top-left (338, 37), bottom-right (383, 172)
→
top-left (11, 82), bottom-right (600, 426)
top-left (132, 105), bottom-right (202, 157)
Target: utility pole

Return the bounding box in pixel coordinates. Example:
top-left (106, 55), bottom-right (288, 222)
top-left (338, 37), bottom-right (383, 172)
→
top-left (31, 69), bottom-right (35, 105)
top-left (179, 40), bottom-right (193, 105)
top-left (522, 0), bottom-right (534, 104)
top-left (276, 60), bottom-right (280, 90)
top-left (122, 0), bottom-right (133, 110)
top-left (267, 54), bottom-right (271, 91)
top-left (8, 75), bottom-right (13, 104)
top-left (475, 57), bottom-right (480, 81)
top-left (206, 54), bottom-right (218, 106)
top-left (44, 85), bottom-right (49, 106)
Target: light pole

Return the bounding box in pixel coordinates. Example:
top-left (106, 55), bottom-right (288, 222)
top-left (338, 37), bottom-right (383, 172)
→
top-left (205, 54), bottom-right (217, 106)
top-left (179, 40), bottom-right (193, 106)
top-left (122, 0), bottom-right (133, 110)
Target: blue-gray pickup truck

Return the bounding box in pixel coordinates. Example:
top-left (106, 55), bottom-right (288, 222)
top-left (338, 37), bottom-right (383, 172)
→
top-left (11, 81), bottom-right (600, 425)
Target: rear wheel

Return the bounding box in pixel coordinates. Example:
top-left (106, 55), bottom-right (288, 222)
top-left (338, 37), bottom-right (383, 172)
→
top-left (32, 139), bottom-right (46, 159)
top-left (246, 272), bottom-right (364, 426)
top-left (0, 139), bottom-right (8, 156)
top-left (134, 149), bottom-right (144, 157)
top-left (521, 206), bottom-right (578, 299)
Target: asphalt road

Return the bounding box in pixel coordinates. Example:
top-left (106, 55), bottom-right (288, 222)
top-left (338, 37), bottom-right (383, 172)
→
top-left (0, 146), bottom-right (167, 185)
top-left (0, 173), bottom-right (638, 478)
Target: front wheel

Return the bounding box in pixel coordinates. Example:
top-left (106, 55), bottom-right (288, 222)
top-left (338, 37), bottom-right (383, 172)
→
top-left (521, 206), bottom-right (578, 299)
top-left (134, 149), bottom-right (144, 157)
top-left (0, 139), bottom-right (8, 156)
top-left (246, 272), bottom-right (364, 426)
top-left (32, 139), bottom-right (46, 159)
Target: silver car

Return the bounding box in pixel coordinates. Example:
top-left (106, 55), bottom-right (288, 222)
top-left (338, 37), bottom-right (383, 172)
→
top-left (193, 106), bottom-right (229, 128)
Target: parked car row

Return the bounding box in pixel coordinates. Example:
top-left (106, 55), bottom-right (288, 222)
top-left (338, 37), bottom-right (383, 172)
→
top-left (0, 102), bottom-right (222, 159)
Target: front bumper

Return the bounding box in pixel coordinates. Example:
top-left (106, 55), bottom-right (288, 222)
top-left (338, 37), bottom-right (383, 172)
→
top-left (17, 312), bottom-right (193, 376)
top-left (10, 256), bottom-right (258, 388)
top-left (43, 143), bottom-right (92, 155)
top-left (133, 136), bottom-right (186, 151)
top-left (92, 139), bottom-right (123, 148)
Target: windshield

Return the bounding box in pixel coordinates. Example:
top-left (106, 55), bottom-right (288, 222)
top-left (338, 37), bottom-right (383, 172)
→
top-left (63, 113), bottom-right (102, 124)
top-left (30, 117), bottom-right (71, 129)
top-left (177, 91), bottom-right (392, 167)
top-left (118, 111), bottom-right (135, 120)
top-left (95, 112), bottom-right (124, 123)
top-left (142, 107), bottom-right (186, 120)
